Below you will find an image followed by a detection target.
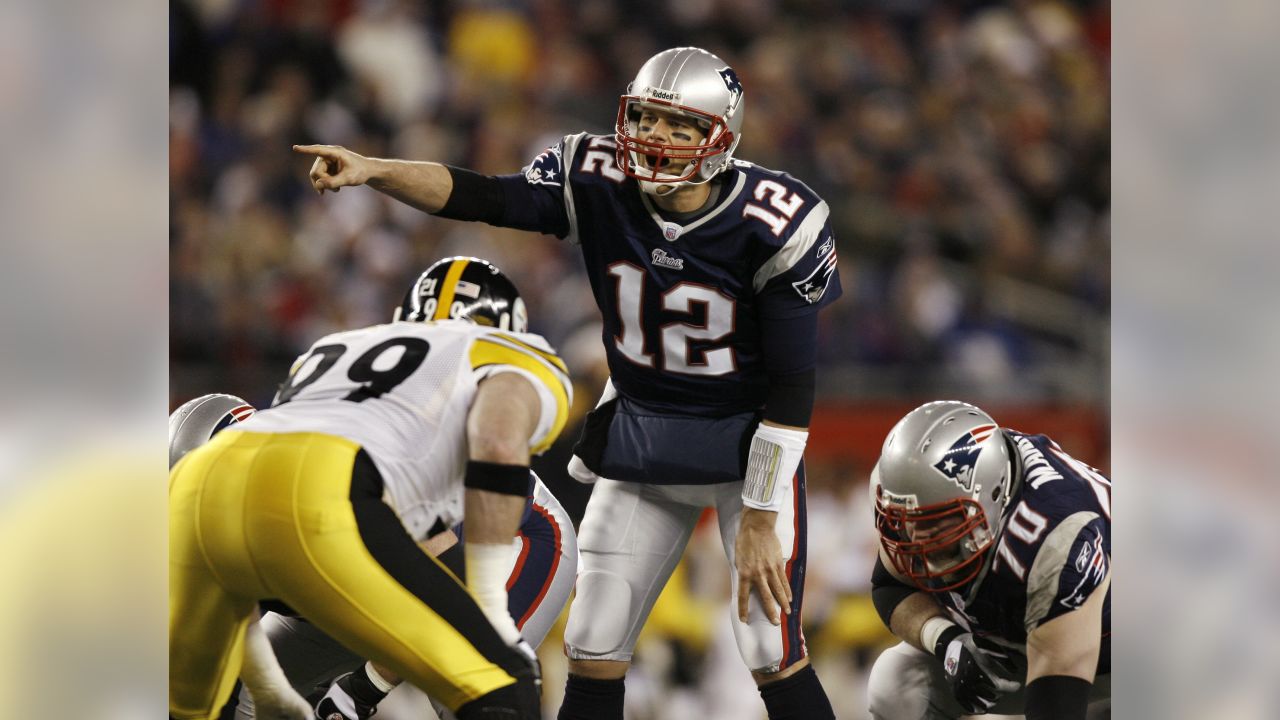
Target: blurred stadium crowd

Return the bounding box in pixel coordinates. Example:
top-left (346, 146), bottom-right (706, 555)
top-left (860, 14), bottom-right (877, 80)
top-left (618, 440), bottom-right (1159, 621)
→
top-left (170, 1), bottom-right (1108, 717)
top-left (170, 0), bottom-right (1109, 406)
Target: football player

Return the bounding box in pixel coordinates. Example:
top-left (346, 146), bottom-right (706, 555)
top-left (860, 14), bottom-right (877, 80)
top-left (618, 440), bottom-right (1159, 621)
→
top-left (295, 46), bottom-right (842, 720)
top-left (170, 395), bottom-right (579, 720)
top-left (866, 401), bottom-right (1111, 719)
top-left (169, 257), bottom-right (572, 720)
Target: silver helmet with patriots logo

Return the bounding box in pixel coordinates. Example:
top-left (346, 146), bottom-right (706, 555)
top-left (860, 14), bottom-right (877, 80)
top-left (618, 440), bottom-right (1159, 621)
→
top-left (168, 393), bottom-right (256, 468)
top-left (614, 47), bottom-right (745, 194)
top-left (871, 400), bottom-right (1014, 592)
top-left (395, 256), bottom-right (527, 333)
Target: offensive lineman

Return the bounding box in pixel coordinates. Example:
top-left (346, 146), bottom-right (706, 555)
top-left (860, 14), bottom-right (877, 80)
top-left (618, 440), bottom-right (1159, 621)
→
top-left (867, 401), bottom-right (1111, 719)
top-left (169, 257), bottom-right (572, 720)
top-left (295, 46), bottom-right (840, 720)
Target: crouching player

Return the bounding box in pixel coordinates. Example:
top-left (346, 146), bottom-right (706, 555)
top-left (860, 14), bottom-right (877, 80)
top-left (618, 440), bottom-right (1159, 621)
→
top-left (866, 401), bottom-right (1110, 720)
top-left (169, 257), bottom-right (572, 720)
top-left (170, 391), bottom-right (578, 720)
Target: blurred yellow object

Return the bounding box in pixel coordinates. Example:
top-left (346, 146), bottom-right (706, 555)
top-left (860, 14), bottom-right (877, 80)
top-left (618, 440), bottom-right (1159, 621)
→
top-left (448, 9), bottom-right (536, 86)
top-left (0, 443), bottom-right (167, 716)
top-left (809, 594), bottom-right (897, 656)
top-left (637, 560), bottom-right (718, 652)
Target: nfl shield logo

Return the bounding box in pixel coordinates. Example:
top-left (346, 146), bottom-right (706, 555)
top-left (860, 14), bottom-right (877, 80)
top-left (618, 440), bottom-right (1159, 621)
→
top-left (932, 424), bottom-right (996, 492)
top-left (663, 222), bottom-right (683, 241)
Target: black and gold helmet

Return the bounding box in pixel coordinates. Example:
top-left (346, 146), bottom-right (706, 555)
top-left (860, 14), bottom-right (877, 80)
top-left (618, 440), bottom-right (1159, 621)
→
top-left (394, 256), bottom-right (528, 333)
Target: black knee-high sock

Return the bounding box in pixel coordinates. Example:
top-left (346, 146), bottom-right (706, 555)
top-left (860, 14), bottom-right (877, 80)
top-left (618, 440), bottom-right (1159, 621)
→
top-left (557, 674), bottom-right (625, 720)
top-left (759, 664), bottom-right (835, 720)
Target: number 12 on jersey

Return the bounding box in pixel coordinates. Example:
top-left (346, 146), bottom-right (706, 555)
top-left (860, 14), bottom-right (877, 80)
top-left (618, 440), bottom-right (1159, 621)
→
top-left (608, 262), bottom-right (737, 376)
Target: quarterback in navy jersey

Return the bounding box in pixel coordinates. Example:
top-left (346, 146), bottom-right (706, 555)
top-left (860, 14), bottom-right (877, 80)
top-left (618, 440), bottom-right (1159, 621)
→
top-left (866, 401), bottom-right (1111, 720)
top-left (297, 47), bottom-right (839, 720)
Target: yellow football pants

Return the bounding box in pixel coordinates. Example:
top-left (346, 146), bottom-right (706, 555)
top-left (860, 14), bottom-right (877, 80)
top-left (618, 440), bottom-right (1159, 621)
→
top-left (169, 430), bottom-right (520, 720)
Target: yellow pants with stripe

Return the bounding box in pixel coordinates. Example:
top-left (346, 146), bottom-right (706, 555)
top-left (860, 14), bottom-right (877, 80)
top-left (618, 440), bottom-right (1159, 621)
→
top-left (169, 430), bottom-right (520, 720)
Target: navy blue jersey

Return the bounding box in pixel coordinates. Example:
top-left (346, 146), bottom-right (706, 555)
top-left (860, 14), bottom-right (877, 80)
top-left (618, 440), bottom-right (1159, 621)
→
top-left (938, 431), bottom-right (1112, 673)
top-left (498, 133), bottom-right (842, 416)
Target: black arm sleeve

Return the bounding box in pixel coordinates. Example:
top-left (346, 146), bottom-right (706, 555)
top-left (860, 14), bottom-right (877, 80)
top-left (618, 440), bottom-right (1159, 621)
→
top-left (760, 311), bottom-right (819, 427)
top-left (437, 166), bottom-right (506, 223)
top-left (1025, 675), bottom-right (1091, 720)
top-left (871, 555), bottom-right (917, 630)
top-left (763, 369), bottom-right (815, 427)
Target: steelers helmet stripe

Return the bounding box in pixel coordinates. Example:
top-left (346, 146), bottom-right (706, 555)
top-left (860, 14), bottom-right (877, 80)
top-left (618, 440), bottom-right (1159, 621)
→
top-left (432, 258), bottom-right (471, 321)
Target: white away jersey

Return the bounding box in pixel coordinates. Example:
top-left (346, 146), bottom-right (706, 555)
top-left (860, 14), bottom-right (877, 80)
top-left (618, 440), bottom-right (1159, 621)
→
top-left (238, 320), bottom-right (572, 540)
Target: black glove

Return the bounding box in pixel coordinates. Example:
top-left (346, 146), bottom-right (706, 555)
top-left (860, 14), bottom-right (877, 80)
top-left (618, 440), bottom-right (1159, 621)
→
top-left (456, 638), bottom-right (542, 720)
top-left (512, 638), bottom-right (542, 689)
top-left (313, 669), bottom-right (385, 720)
top-left (934, 629), bottom-right (1022, 714)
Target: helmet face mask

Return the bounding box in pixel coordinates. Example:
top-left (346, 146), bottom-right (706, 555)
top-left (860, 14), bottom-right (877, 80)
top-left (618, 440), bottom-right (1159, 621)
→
top-left (395, 256), bottom-right (527, 334)
top-left (875, 491), bottom-right (995, 592)
top-left (871, 401), bottom-right (1012, 593)
top-left (613, 47), bottom-right (745, 195)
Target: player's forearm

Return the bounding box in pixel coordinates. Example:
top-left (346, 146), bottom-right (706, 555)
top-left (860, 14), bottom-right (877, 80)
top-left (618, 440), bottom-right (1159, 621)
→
top-left (889, 591), bottom-right (948, 652)
top-left (463, 487), bottom-right (526, 544)
top-left (462, 484), bottom-right (526, 644)
top-left (366, 158), bottom-right (453, 214)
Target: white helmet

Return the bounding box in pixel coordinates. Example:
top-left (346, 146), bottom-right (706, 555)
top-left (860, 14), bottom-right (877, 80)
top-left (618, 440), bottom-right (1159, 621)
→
top-left (168, 393), bottom-right (255, 468)
top-left (871, 401), bottom-right (1014, 592)
top-left (614, 47), bottom-right (745, 195)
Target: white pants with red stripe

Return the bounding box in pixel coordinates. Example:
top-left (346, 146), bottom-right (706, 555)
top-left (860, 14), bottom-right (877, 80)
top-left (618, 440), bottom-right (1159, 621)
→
top-left (563, 473), bottom-right (810, 673)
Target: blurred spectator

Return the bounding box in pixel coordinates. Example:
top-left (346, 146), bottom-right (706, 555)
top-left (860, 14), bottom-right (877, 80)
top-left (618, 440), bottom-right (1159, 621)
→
top-left (172, 0), bottom-right (1109, 412)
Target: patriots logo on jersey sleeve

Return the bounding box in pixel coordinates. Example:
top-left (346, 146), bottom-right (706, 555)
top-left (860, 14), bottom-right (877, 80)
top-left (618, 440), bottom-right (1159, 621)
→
top-left (790, 234), bottom-right (838, 303)
top-left (932, 424), bottom-right (997, 492)
top-left (1061, 529), bottom-right (1108, 610)
top-left (523, 143), bottom-right (564, 186)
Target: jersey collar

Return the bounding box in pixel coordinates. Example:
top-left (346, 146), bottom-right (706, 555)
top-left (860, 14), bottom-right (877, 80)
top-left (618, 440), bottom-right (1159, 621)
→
top-left (637, 168), bottom-right (747, 241)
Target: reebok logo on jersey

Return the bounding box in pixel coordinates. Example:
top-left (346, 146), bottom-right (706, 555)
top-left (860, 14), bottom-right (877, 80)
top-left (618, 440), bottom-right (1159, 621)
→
top-left (1061, 530), bottom-right (1108, 610)
top-left (651, 248), bottom-right (685, 270)
top-left (932, 424), bottom-right (997, 493)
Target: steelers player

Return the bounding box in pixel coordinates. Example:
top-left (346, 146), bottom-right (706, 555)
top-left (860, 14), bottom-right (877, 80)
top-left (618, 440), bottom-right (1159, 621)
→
top-left (169, 257), bottom-right (572, 720)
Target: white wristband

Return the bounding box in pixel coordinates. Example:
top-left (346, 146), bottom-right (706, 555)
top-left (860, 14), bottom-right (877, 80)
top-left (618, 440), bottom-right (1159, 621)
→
top-left (741, 423), bottom-right (808, 512)
top-left (920, 616), bottom-right (958, 653)
top-left (465, 542), bottom-right (521, 645)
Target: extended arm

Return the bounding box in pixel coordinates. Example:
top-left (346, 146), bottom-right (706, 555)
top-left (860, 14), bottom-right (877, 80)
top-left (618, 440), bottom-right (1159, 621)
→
top-left (293, 144), bottom-right (453, 212)
top-left (463, 371), bottom-right (542, 644)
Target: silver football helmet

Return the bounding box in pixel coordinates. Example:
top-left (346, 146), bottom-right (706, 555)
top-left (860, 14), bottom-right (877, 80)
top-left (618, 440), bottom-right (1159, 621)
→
top-left (168, 393), bottom-right (256, 468)
top-left (871, 401), bottom-right (1014, 592)
top-left (614, 47), bottom-right (745, 195)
